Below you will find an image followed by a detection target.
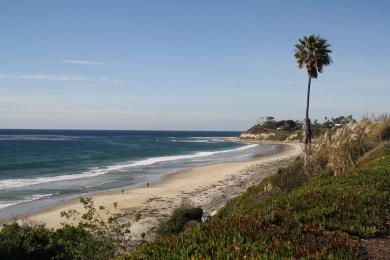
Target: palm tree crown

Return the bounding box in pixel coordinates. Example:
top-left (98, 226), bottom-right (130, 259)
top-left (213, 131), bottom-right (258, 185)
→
top-left (294, 34), bottom-right (332, 78)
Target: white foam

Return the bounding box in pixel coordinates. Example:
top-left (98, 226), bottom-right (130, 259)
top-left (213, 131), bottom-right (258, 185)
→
top-left (174, 139), bottom-right (211, 143)
top-left (124, 144), bottom-right (258, 167)
top-left (0, 194), bottom-right (53, 210)
top-left (170, 137), bottom-right (227, 143)
top-left (0, 143), bottom-right (258, 190)
top-left (0, 168), bottom-right (109, 189)
top-left (236, 153), bottom-right (253, 158)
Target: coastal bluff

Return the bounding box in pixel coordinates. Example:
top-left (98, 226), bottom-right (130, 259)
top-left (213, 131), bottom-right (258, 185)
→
top-left (240, 119), bottom-right (301, 142)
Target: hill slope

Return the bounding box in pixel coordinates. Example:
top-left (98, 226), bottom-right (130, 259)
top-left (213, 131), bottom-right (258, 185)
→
top-left (124, 141), bottom-right (390, 259)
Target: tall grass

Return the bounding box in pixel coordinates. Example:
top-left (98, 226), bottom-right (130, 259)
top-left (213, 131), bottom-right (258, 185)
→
top-left (307, 115), bottom-right (390, 174)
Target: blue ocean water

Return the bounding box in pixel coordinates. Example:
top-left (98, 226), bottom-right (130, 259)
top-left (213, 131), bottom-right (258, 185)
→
top-left (0, 129), bottom-right (277, 219)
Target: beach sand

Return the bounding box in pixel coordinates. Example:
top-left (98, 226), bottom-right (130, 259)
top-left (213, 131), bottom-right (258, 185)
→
top-left (28, 142), bottom-right (302, 243)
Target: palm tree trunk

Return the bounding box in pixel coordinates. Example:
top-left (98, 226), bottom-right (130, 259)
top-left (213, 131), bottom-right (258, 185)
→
top-left (305, 76), bottom-right (311, 120)
top-left (304, 76), bottom-right (312, 171)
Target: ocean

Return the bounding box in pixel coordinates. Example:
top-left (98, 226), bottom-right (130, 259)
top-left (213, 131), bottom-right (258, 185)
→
top-left (0, 129), bottom-right (278, 220)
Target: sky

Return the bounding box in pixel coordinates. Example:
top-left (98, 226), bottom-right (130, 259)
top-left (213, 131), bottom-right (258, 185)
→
top-left (0, 1), bottom-right (389, 131)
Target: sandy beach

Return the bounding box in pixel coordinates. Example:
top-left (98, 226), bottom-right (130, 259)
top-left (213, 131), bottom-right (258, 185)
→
top-left (28, 142), bottom-right (302, 242)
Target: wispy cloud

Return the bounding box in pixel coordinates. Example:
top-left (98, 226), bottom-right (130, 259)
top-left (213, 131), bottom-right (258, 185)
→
top-left (61, 59), bottom-right (112, 66)
top-left (0, 74), bottom-right (88, 81)
top-left (0, 74), bottom-right (128, 84)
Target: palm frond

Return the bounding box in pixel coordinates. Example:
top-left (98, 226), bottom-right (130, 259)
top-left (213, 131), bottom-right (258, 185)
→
top-left (294, 34), bottom-right (332, 78)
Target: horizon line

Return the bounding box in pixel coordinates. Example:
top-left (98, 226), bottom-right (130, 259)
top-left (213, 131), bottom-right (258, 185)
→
top-left (0, 128), bottom-right (244, 132)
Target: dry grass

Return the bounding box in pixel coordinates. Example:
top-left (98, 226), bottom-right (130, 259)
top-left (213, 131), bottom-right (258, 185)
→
top-left (307, 114), bottom-right (390, 174)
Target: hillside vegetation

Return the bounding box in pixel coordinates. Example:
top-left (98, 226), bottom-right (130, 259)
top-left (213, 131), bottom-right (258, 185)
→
top-left (240, 119), bottom-right (301, 141)
top-left (240, 115), bottom-right (355, 142)
top-left (124, 116), bottom-right (390, 259)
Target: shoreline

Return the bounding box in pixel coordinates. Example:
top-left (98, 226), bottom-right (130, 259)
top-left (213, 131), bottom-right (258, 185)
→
top-left (0, 139), bottom-right (263, 221)
top-left (24, 142), bottom-right (302, 242)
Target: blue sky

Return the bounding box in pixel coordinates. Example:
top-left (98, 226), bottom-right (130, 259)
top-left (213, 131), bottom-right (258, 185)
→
top-left (0, 1), bottom-right (389, 130)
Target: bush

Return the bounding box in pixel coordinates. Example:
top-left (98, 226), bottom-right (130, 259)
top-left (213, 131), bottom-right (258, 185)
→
top-left (0, 222), bottom-right (106, 260)
top-left (273, 156), bottom-right (305, 190)
top-left (0, 222), bottom-right (55, 260)
top-left (157, 201), bottom-right (203, 236)
top-left (379, 123), bottom-right (390, 141)
top-left (370, 114), bottom-right (390, 142)
top-left (0, 198), bottom-right (135, 260)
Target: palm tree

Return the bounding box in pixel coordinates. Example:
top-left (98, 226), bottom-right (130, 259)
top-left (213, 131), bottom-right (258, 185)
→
top-left (294, 34), bottom-right (332, 169)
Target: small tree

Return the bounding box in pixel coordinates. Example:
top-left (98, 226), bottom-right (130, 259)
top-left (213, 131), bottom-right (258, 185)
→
top-left (294, 34), bottom-right (332, 170)
top-left (61, 197), bottom-right (136, 258)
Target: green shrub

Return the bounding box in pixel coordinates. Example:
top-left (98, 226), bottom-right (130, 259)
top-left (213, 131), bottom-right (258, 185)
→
top-left (0, 222), bottom-right (55, 260)
top-left (0, 198), bottom-right (135, 260)
top-left (0, 222), bottom-right (108, 260)
top-left (157, 202), bottom-right (203, 236)
top-left (52, 224), bottom-right (114, 260)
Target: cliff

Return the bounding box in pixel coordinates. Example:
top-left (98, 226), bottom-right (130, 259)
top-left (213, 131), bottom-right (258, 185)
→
top-left (240, 119), bottom-right (301, 142)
